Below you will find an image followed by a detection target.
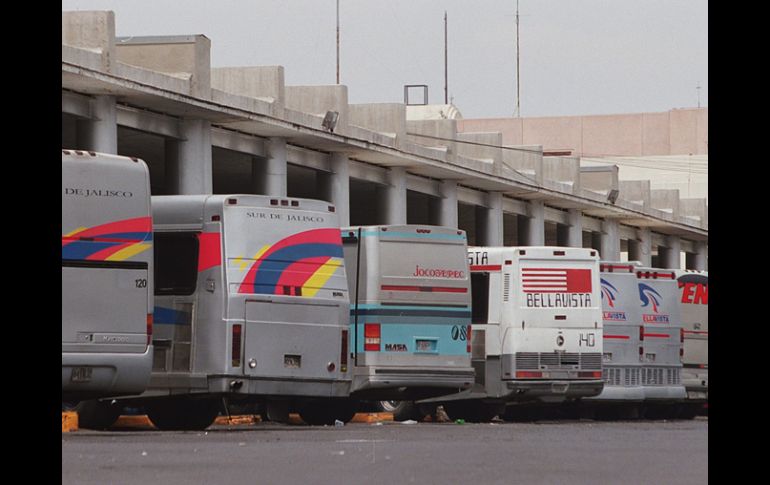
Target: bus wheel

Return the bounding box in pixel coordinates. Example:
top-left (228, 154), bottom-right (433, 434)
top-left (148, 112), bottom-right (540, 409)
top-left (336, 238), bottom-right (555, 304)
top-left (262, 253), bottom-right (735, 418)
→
top-left (375, 401), bottom-right (420, 422)
top-left (298, 399), bottom-right (357, 426)
top-left (73, 400), bottom-right (123, 430)
top-left (444, 401), bottom-right (502, 423)
top-left (677, 404), bottom-right (698, 420)
top-left (146, 398), bottom-right (219, 431)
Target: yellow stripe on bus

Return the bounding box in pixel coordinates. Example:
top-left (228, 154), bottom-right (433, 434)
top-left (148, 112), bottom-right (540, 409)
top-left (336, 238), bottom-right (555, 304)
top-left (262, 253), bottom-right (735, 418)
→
top-left (64, 226), bottom-right (88, 237)
top-left (301, 258), bottom-right (342, 297)
top-left (106, 242), bottom-right (151, 261)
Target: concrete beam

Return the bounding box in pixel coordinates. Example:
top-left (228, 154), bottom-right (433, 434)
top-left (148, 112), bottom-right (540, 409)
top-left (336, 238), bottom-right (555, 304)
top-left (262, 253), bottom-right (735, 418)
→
top-left (502, 145), bottom-right (543, 186)
top-left (680, 198), bottom-right (708, 227)
top-left (406, 174), bottom-right (441, 198)
top-left (456, 132), bottom-right (503, 165)
top-left (211, 66), bottom-right (285, 108)
top-left (62, 11), bottom-right (115, 71)
top-left (287, 145), bottom-right (330, 173)
top-left (211, 127), bottom-right (265, 156)
top-left (501, 197), bottom-right (529, 217)
top-left (543, 156), bottom-right (579, 194)
top-left (618, 179), bottom-right (651, 209)
top-left (457, 185), bottom-right (488, 208)
top-left (349, 159), bottom-right (389, 186)
top-left (650, 189), bottom-right (680, 218)
top-left (117, 105), bottom-right (182, 139)
top-left (62, 90), bottom-right (92, 119)
top-left (406, 119), bottom-right (457, 156)
top-left (285, 85), bottom-right (349, 134)
top-left (580, 164), bottom-right (619, 199)
top-left (349, 103), bottom-right (406, 141)
top-left (115, 35), bottom-right (211, 99)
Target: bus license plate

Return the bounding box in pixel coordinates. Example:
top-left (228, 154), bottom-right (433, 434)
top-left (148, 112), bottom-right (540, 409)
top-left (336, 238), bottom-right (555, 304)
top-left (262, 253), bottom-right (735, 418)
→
top-left (415, 339), bottom-right (436, 352)
top-left (71, 367), bottom-right (92, 383)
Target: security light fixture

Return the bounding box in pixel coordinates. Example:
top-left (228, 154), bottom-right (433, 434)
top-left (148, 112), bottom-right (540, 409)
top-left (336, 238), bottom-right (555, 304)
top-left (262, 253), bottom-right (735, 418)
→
top-left (322, 111), bottom-right (339, 132)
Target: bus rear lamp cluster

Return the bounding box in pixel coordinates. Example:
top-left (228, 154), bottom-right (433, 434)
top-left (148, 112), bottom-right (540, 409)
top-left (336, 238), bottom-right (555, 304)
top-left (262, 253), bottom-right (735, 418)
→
top-left (364, 323), bottom-right (381, 351)
top-left (340, 329), bottom-right (349, 372)
top-left (232, 324), bottom-right (242, 367)
top-left (268, 199), bottom-right (301, 208)
top-left (466, 325), bottom-right (472, 353)
top-left (147, 314), bottom-right (153, 347)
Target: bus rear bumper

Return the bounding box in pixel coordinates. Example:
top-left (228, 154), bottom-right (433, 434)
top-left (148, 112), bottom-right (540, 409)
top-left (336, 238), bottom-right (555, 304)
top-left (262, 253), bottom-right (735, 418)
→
top-left (583, 385), bottom-right (645, 402)
top-left (502, 379), bottom-right (605, 403)
top-left (642, 385), bottom-right (687, 402)
top-left (62, 348), bottom-right (153, 400)
top-left (350, 365), bottom-right (475, 397)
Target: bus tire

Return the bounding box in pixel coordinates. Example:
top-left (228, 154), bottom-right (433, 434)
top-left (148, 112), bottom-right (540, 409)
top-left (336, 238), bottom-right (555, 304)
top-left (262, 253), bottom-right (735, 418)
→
top-left (73, 399), bottom-right (123, 430)
top-left (444, 401), bottom-right (502, 423)
top-left (375, 401), bottom-right (420, 422)
top-left (146, 397), bottom-right (219, 431)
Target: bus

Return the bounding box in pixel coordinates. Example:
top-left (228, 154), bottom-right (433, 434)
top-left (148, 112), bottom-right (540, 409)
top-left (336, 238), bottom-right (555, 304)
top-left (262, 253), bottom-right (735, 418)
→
top-left (635, 266), bottom-right (687, 418)
top-left (428, 246), bottom-right (604, 422)
top-left (341, 225), bottom-right (474, 420)
top-left (581, 262), bottom-right (644, 418)
top-left (62, 150), bottom-right (154, 428)
top-left (675, 269), bottom-right (708, 417)
top-left (118, 194), bottom-right (355, 429)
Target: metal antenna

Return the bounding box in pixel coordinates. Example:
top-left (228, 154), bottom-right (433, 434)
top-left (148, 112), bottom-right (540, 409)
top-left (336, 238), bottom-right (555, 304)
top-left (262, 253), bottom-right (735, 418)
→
top-left (336, 0), bottom-right (340, 84)
top-left (514, 0), bottom-right (521, 117)
top-left (444, 11), bottom-right (448, 104)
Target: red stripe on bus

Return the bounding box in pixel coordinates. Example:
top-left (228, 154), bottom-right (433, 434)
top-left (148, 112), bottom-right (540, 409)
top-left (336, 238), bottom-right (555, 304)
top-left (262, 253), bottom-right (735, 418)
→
top-left (470, 265), bottom-right (501, 271)
top-left (643, 333), bottom-right (670, 338)
top-left (603, 335), bottom-right (630, 340)
top-left (381, 285), bottom-right (468, 293)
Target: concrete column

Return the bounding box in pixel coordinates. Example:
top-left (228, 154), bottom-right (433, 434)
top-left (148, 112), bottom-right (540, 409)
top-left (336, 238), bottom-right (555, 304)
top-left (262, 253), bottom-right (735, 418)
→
top-left (438, 180), bottom-right (458, 228)
top-left (628, 227), bottom-right (652, 266)
top-left (258, 137), bottom-right (287, 197)
top-left (557, 209), bottom-right (583, 247)
top-left (692, 241), bottom-right (708, 271)
top-left (327, 153), bottom-right (350, 226)
top-left (659, 235), bottom-right (682, 269)
top-left (382, 167), bottom-right (407, 225)
top-left (165, 119), bottom-right (212, 195)
top-left (600, 219), bottom-right (620, 261)
top-left (521, 200), bottom-right (545, 245)
top-left (479, 192), bottom-right (503, 246)
top-left (75, 95), bottom-right (117, 154)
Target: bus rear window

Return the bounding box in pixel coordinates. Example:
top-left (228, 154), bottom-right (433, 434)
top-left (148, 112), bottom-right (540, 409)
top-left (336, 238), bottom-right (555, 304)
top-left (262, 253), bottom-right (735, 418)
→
top-left (154, 232), bottom-right (199, 295)
top-left (471, 273), bottom-right (489, 324)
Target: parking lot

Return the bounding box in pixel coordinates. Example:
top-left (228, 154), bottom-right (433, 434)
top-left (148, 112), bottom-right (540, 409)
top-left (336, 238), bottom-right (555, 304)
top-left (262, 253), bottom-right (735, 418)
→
top-left (62, 417), bottom-right (707, 485)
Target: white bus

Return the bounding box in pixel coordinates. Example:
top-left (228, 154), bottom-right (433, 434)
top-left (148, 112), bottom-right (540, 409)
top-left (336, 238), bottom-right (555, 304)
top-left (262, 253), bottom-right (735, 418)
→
top-left (62, 150), bottom-right (154, 428)
top-left (427, 246), bottom-right (604, 422)
top-left (635, 266), bottom-right (687, 418)
top-left (341, 225), bottom-right (474, 420)
top-left (675, 269), bottom-right (708, 417)
top-left (116, 195), bottom-right (356, 429)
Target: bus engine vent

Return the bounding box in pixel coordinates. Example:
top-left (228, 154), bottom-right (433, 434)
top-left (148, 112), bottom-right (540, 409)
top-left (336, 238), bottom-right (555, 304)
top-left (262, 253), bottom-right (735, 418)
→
top-left (503, 274), bottom-right (510, 302)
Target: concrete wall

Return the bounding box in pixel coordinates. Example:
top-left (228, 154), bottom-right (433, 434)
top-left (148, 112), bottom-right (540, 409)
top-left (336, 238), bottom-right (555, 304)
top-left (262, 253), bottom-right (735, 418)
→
top-left (458, 108), bottom-right (708, 157)
top-left (543, 156), bottom-right (580, 188)
top-left (115, 35), bottom-right (211, 98)
top-left (405, 119), bottom-right (457, 154)
top-left (211, 66), bottom-right (285, 105)
top-left (456, 132), bottom-right (502, 163)
top-left (284, 85), bottom-right (349, 133)
top-left (62, 11), bottom-right (115, 71)
top-left (349, 103), bottom-right (406, 140)
top-left (580, 165), bottom-right (618, 197)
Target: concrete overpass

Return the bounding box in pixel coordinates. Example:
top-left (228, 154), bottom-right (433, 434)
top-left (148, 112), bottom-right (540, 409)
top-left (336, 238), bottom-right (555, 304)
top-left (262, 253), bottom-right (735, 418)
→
top-left (61, 10), bottom-right (707, 270)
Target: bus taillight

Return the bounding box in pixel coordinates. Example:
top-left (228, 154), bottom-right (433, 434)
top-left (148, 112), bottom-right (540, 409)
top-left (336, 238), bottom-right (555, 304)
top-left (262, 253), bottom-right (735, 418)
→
top-left (147, 314), bottom-right (153, 347)
top-left (516, 371), bottom-right (542, 379)
top-left (466, 325), bottom-right (472, 353)
top-left (680, 328), bottom-right (684, 343)
top-left (364, 323), bottom-right (381, 351)
top-left (232, 324), bottom-right (242, 367)
top-left (639, 326), bottom-right (644, 341)
top-left (340, 329), bottom-right (349, 372)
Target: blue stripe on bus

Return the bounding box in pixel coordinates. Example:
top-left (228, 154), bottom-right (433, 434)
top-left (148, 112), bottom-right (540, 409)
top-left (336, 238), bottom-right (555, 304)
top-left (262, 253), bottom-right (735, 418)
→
top-left (153, 306), bottom-right (192, 325)
top-left (350, 321), bottom-right (470, 355)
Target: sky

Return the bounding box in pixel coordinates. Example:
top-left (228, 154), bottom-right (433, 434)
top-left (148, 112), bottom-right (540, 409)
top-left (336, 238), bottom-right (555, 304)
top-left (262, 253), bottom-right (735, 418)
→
top-left (61, 0), bottom-right (708, 119)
